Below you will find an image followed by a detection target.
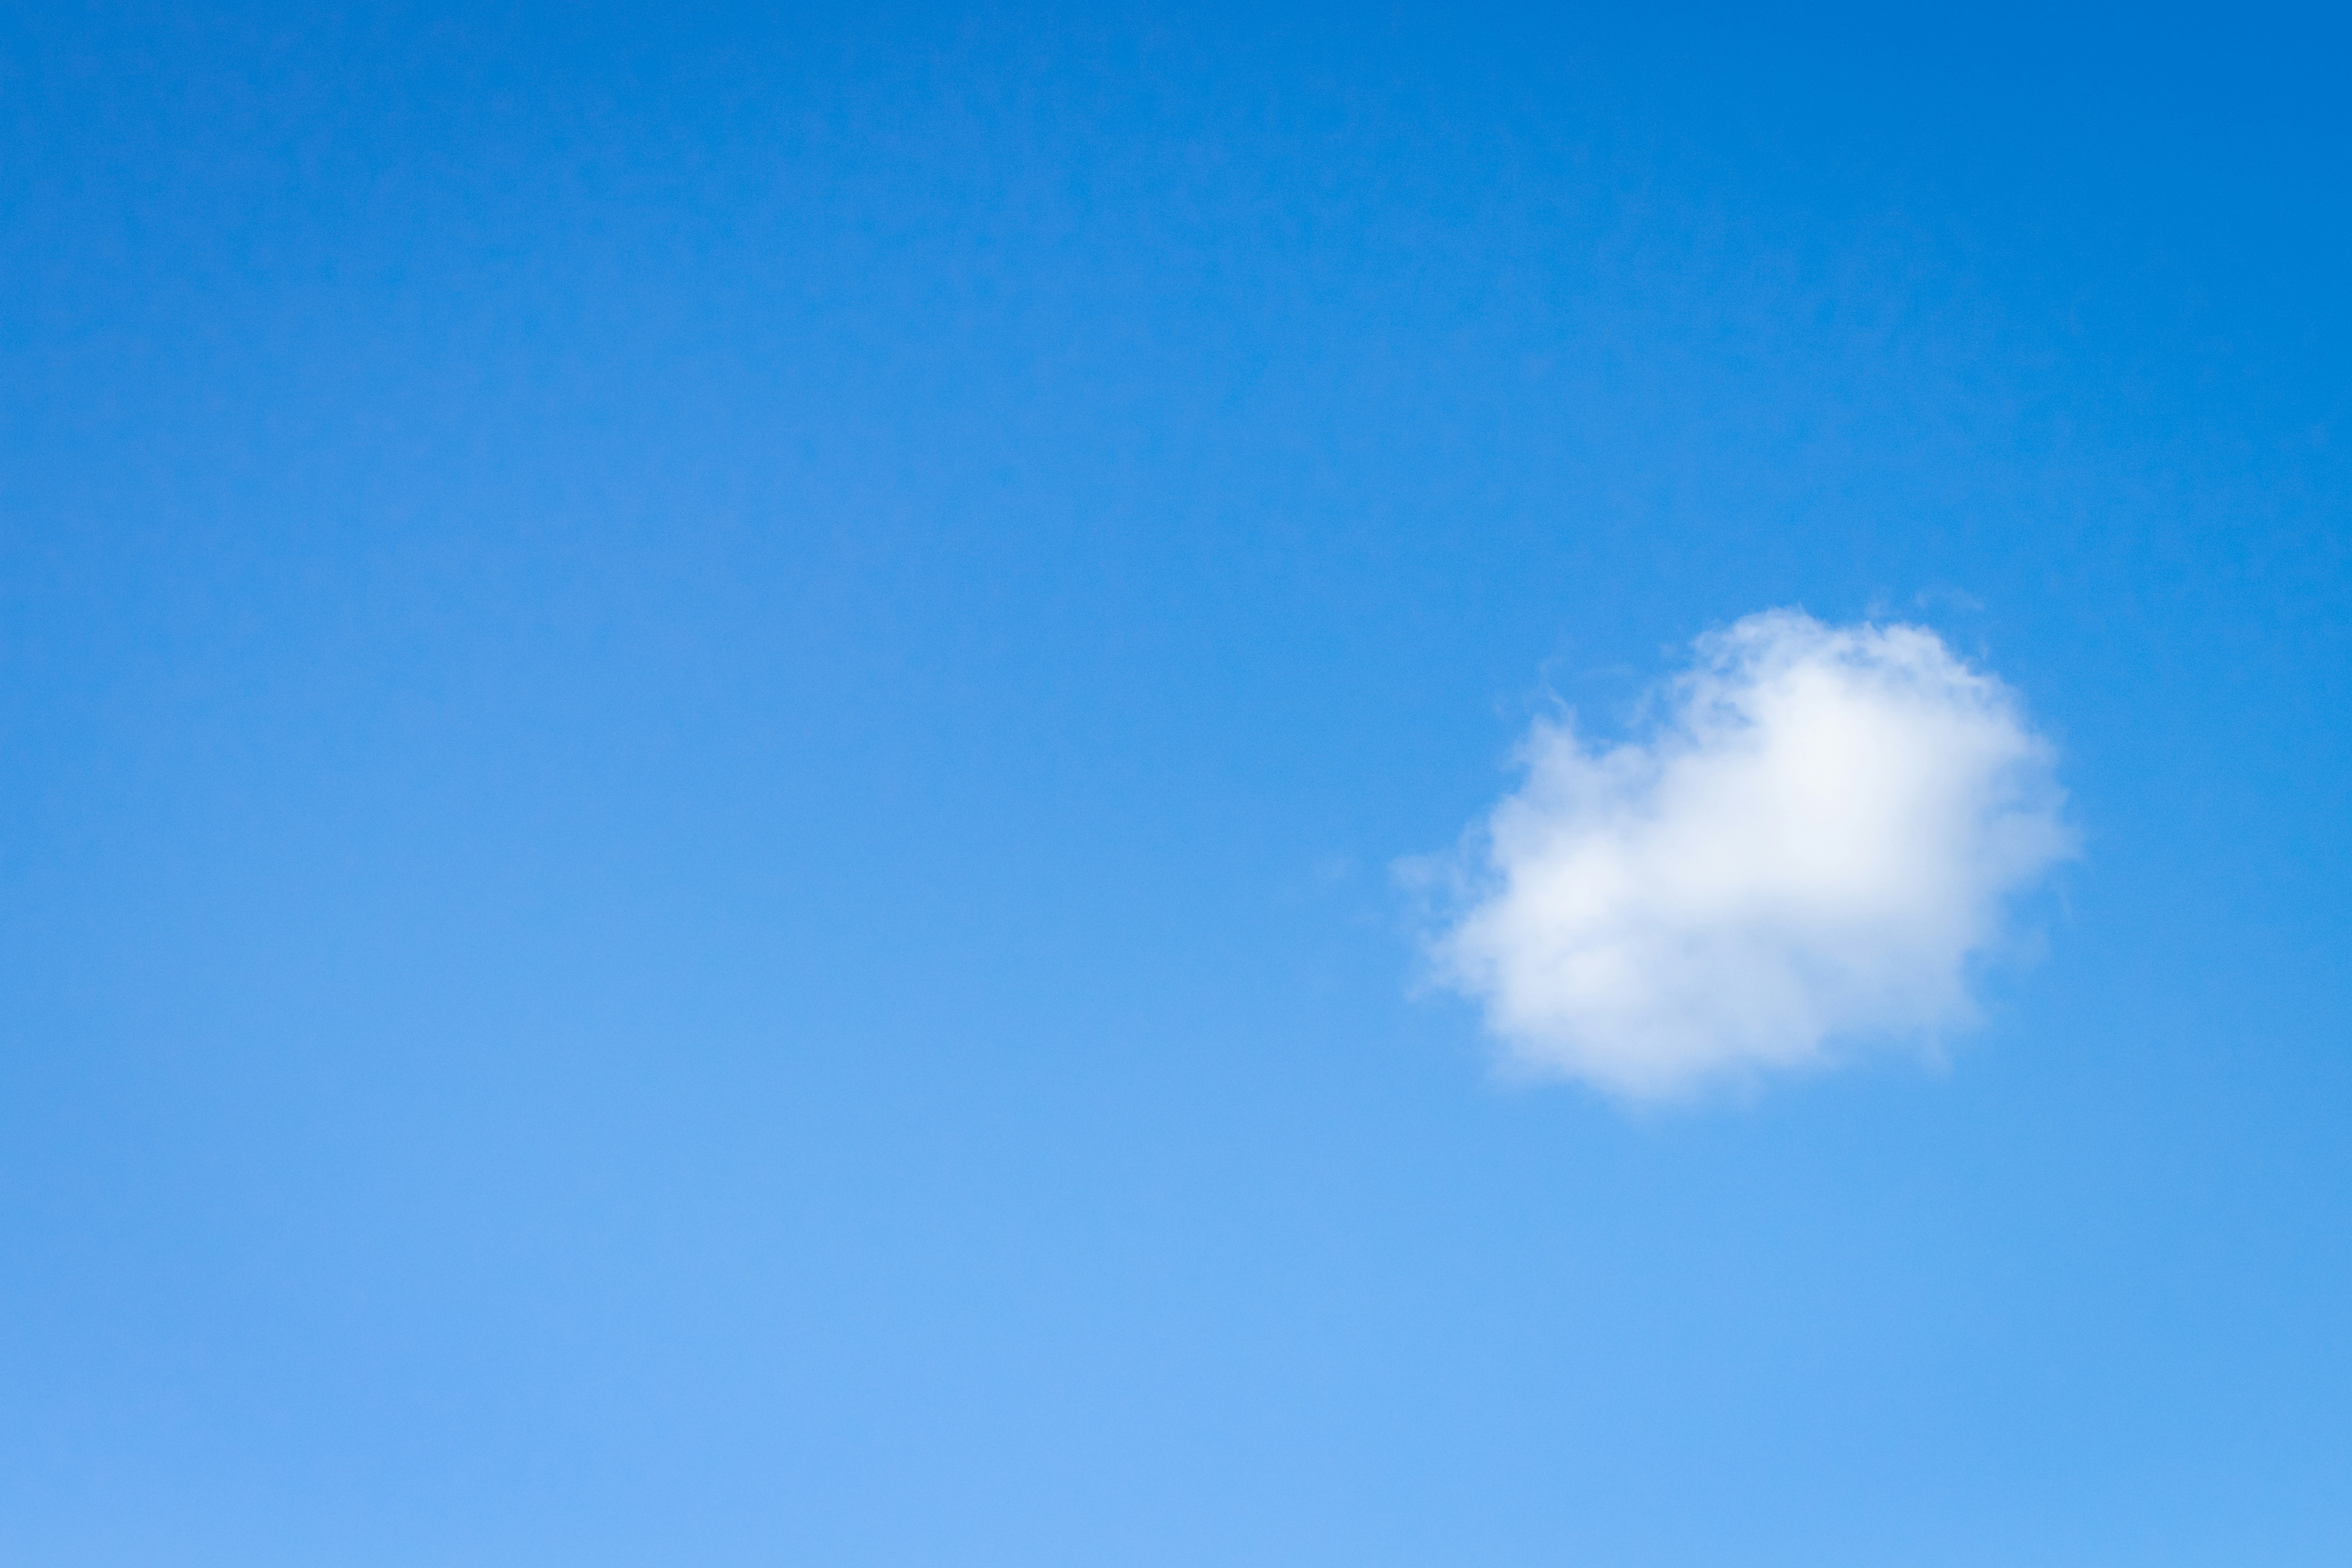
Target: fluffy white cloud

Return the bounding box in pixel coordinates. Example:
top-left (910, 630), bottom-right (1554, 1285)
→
top-left (1422, 610), bottom-right (2072, 1100)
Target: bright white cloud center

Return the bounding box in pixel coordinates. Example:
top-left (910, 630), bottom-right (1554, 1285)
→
top-left (1426, 610), bottom-right (2072, 1100)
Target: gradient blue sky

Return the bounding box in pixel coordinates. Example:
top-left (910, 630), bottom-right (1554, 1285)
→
top-left (5, 6), bottom-right (2350, 1564)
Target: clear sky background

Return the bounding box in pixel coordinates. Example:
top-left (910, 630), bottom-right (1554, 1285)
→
top-left (4, 5), bottom-right (2349, 1564)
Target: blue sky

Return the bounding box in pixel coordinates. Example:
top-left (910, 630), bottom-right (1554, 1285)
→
top-left (4, 5), bottom-right (2349, 1563)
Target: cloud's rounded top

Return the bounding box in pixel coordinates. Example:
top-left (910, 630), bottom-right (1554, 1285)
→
top-left (1427, 610), bottom-right (2073, 1101)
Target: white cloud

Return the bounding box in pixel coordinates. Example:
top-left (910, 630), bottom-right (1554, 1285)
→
top-left (1420, 610), bottom-right (2073, 1101)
